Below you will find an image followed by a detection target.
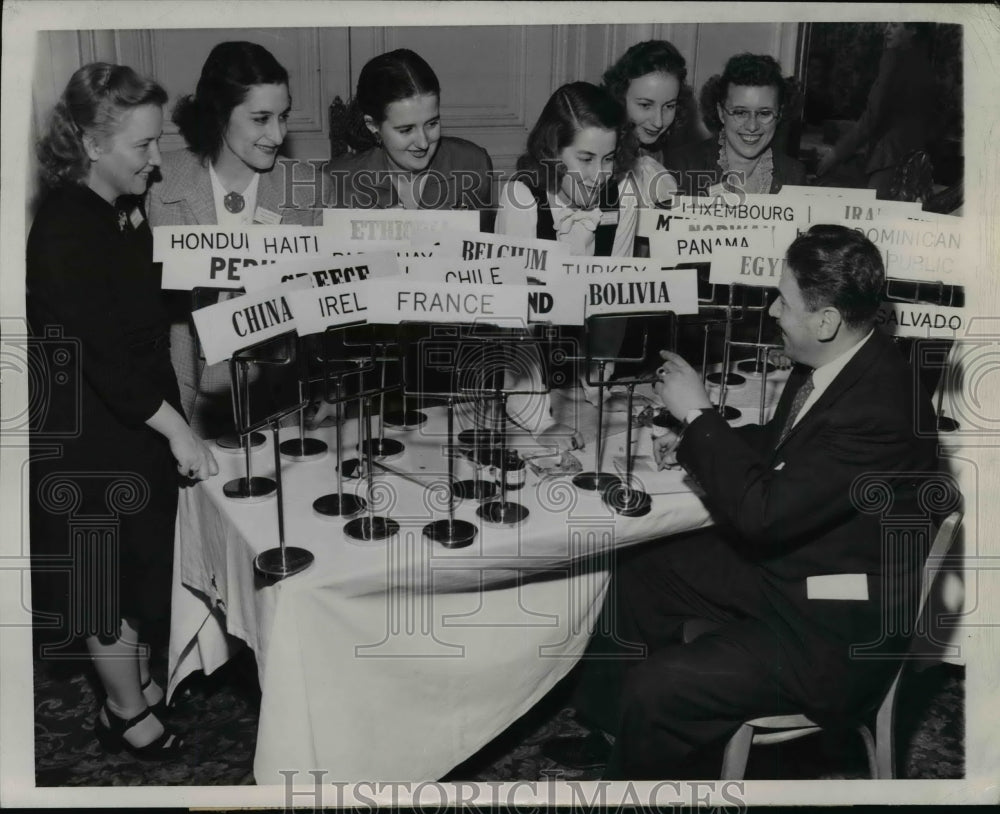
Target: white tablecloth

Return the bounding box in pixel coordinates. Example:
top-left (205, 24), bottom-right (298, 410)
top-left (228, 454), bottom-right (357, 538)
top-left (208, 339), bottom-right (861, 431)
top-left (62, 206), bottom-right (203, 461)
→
top-left (168, 374), bottom-right (786, 783)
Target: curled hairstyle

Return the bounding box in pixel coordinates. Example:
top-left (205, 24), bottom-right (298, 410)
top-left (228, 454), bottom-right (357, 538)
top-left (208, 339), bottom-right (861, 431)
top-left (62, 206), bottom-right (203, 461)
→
top-left (701, 53), bottom-right (790, 132)
top-left (37, 62), bottom-right (167, 188)
top-left (515, 82), bottom-right (630, 194)
top-left (602, 39), bottom-right (692, 151)
top-left (345, 49), bottom-right (441, 152)
top-left (172, 41), bottom-right (289, 161)
top-left (786, 224), bottom-right (885, 330)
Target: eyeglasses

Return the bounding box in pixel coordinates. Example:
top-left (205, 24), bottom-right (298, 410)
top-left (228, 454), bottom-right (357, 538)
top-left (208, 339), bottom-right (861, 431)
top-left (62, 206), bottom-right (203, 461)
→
top-left (721, 107), bottom-right (778, 126)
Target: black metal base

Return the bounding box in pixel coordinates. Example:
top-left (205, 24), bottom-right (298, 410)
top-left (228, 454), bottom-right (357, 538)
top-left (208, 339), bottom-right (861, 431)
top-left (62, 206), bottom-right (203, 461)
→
top-left (279, 436), bottom-right (328, 461)
top-left (716, 405), bottom-right (742, 422)
top-left (423, 518), bottom-right (478, 548)
top-left (223, 476), bottom-right (276, 502)
top-left (254, 546), bottom-right (314, 579)
top-left (937, 415), bottom-right (959, 432)
top-left (383, 409), bottom-right (428, 429)
top-left (735, 357), bottom-right (776, 377)
top-left (361, 437), bottom-right (405, 461)
top-left (706, 370), bottom-right (747, 388)
top-left (344, 515), bottom-right (399, 541)
top-left (573, 471), bottom-right (622, 492)
top-left (313, 492), bottom-right (367, 519)
top-left (452, 479), bottom-right (500, 501)
top-left (477, 500), bottom-right (529, 526)
top-left (602, 483), bottom-right (652, 517)
top-left (216, 431), bottom-right (266, 452)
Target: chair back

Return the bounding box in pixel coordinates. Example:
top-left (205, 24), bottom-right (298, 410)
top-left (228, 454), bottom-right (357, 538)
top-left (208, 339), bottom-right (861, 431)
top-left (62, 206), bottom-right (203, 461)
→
top-left (912, 511), bottom-right (963, 642)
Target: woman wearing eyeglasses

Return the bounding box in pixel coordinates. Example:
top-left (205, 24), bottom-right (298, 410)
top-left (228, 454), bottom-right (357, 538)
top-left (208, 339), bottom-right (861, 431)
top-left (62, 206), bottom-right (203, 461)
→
top-left (669, 53), bottom-right (805, 196)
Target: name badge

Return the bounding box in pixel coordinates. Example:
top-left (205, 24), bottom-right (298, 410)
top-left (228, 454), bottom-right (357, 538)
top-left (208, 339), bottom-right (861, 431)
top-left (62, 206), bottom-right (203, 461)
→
top-left (253, 206), bottom-right (283, 225)
top-left (599, 210), bottom-right (619, 227)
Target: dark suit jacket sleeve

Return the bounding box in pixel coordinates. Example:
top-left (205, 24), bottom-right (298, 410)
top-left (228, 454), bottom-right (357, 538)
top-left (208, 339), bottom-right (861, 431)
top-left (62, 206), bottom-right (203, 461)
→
top-left (28, 216), bottom-right (165, 427)
top-left (676, 398), bottom-right (918, 557)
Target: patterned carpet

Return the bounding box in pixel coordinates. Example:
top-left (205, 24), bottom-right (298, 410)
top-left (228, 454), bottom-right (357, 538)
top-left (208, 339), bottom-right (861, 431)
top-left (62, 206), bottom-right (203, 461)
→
top-left (33, 644), bottom-right (963, 786)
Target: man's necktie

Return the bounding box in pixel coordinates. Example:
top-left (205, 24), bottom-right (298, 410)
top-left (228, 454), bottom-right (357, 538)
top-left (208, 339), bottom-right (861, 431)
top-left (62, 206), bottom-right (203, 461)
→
top-left (777, 372), bottom-right (814, 444)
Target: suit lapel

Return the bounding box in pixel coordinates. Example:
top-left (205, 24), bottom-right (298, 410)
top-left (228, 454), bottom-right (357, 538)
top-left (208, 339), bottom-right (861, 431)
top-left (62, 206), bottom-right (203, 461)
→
top-left (160, 151), bottom-right (216, 224)
top-left (774, 332), bottom-right (885, 450)
top-left (257, 163), bottom-right (285, 220)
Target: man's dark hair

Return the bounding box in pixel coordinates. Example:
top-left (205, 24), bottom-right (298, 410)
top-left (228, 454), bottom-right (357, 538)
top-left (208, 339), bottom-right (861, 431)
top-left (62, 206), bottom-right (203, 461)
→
top-left (786, 224), bottom-right (885, 330)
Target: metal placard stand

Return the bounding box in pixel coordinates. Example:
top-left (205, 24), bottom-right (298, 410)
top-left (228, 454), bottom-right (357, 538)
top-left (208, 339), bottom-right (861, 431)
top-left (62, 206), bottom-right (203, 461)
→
top-left (343, 391), bottom-right (401, 542)
top-left (252, 398), bottom-right (315, 580)
top-left (455, 327), bottom-right (552, 528)
top-left (189, 287), bottom-right (270, 453)
top-left (221, 335), bottom-right (289, 502)
top-left (734, 286), bottom-right (778, 378)
top-left (312, 326), bottom-right (374, 520)
top-left (422, 395), bottom-right (478, 548)
top-left (278, 336), bottom-right (329, 462)
top-left (566, 311), bottom-right (663, 494)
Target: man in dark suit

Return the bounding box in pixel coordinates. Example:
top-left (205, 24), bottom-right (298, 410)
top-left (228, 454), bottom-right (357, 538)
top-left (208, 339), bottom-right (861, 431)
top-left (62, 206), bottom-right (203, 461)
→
top-left (553, 224), bottom-right (941, 779)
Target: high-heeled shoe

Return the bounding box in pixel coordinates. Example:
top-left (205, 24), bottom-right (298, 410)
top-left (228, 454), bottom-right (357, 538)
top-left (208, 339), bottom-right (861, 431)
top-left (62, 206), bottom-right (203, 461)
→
top-left (140, 677), bottom-right (168, 717)
top-left (94, 703), bottom-right (184, 760)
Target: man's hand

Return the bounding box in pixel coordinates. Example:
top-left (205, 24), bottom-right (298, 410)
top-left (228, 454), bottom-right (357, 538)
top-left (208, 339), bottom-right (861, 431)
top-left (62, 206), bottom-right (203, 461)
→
top-left (534, 421), bottom-right (585, 453)
top-left (655, 350), bottom-right (713, 420)
top-left (652, 429), bottom-right (682, 470)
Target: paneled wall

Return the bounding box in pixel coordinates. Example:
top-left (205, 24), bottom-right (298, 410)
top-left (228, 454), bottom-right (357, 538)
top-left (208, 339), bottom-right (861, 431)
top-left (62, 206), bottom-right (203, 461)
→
top-left (30, 23), bottom-right (800, 198)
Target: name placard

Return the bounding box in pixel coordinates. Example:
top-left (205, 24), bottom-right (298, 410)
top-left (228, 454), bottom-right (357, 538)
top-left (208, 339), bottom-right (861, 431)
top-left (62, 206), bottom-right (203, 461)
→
top-left (240, 251), bottom-right (401, 293)
top-left (876, 301), bottom-right (966, 338)
top-left (845, 218), bottom-right (971, 282)
top-left (663, 193), bottom-right (808, 224)
top-left (806, 198), bottom-right (926, 225)
top-left (649, 222), bottom-right (798, 269)
top-left (411, 230), bottom-right (568, 275)
top-left (155, 226), bottom-right (386, 290)
top-left (529, 263), bottom-right (699, 325)
top-left (286, 278), bottom-right (372, 336)
top-left (192, 277), bottom-right (311, 365)
top-left (319, 208), bottom-right (478, 241)
top-left (707, 225), bottom-right (800, 285)
top-left (366, 280), bottom-right (530, 327)
top-left (778, 185), bottom-right (878, 200)
top-left (405, 257), bottom-right (528, 285)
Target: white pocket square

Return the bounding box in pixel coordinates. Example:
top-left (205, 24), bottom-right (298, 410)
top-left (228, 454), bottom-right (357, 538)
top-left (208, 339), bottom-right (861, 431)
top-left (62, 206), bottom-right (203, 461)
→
top-left (806, 573), bottom-right (869, 600)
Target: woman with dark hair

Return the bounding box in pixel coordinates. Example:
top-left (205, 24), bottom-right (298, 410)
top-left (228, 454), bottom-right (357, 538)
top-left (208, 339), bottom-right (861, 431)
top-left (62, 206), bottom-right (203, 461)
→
top-left (325, 48), bottom-right (493, 210)
top-left (29, 63), bottom-right (217, 758)
top-left (497, 81), bottom-right (637, 255)
top-left (670, 53), bottom-right (806, 196)
top-left (495, 82), bottom-right (638, 437)
top-left (816, 23), bottom-right (938, 199)
top-left (603, 39), bottom-right (692, 206)
top-left (148, 41), bottom-right (316, 437)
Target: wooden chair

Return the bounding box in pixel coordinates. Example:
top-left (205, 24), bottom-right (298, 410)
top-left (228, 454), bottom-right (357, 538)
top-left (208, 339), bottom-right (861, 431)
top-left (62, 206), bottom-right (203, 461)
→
top-left (709, 511), bottom-right (963, 780)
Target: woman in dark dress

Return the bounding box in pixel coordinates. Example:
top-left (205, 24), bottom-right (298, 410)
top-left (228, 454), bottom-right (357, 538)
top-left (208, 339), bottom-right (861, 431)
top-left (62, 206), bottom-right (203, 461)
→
top-left (28, 63), bottom-right (217, 758)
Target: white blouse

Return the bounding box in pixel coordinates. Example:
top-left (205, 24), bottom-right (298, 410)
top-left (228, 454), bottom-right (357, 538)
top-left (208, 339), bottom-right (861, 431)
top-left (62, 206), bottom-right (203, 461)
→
top-left (495, 179), bottom-right (639, 257)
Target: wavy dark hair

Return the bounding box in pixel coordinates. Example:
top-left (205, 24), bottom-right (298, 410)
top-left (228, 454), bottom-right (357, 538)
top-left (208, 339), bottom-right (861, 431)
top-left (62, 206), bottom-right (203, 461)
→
top-left (345, 49), bottom-right (441, 152)
top-left (514, 82), bottom-right (631, 195)
top-left (37, 62), bottom-right (167, 188)
top-left (602, 39), bottom-right (692, 157)
top-left (700, 53), bottom-right (792, 132)
top-left (786, 224), bottom-right (885, 330)
top-left (172, 41), bottom-right (289, 161)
